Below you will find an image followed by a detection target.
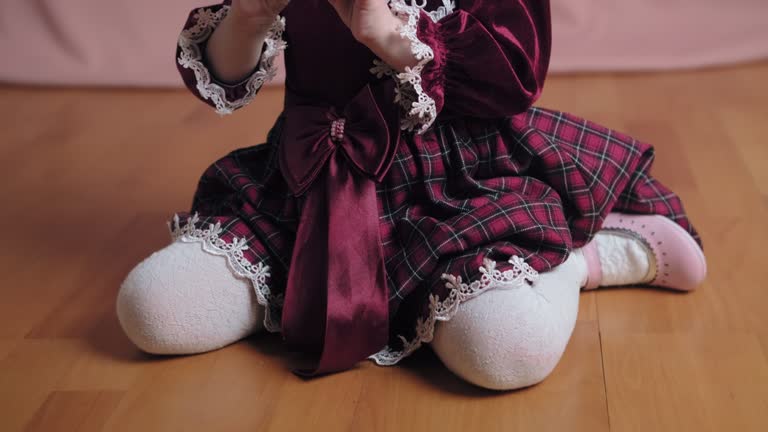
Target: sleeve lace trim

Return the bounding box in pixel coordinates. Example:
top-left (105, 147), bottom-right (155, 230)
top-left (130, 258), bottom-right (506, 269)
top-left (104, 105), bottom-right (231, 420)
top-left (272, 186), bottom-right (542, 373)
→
top-left (177, 6), bottom-right (287, 115)
top-left (370, 0), bottom-right (455, 134)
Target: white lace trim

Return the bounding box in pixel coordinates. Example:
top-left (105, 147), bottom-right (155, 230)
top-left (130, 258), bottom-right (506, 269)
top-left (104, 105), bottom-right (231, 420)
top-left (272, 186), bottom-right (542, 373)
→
top-left (168, 212), bottom-right (283, 332)
top-left (177, 6), bottom-right (287, 115)
top-left (369, 255), bottom-right (539, 366)
top-left (168, 213), bottom-right (538, 365)
top-left (370, 0), bottom-right (455, 134)
top-left (425, 0), bottom-right (456, 22)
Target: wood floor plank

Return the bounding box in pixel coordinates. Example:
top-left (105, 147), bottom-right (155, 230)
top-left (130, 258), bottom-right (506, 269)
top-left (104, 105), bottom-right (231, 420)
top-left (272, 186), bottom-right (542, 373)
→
top-left (262, 359), bottom-right (365, 432)
top-left (98, 352), bottom-right (219, 432)
top-left (165, 338), bottom-right (289, 432)
top-left (578, 290), bottom-right (598, 322)
top-left (350, 322), bottom-right (609, 432)
top-left (23, 390), bottom-right (124, 432)
top-left (601, 331), bottom-right (768, 432)
top-left (2, 62), bottom-right (767, 431)
top-left (53, 329), bottom-right (147, 392)
top-left (27, 214), bottom-right (172, 339)
top-left (0, 340), bottom-right (84, 432)
top-left (0, 251), bottom-right (95, 338)
top-left (0, 191), bottom-right (136, 338)
top-left (45, 217), bottom-right (176, 392)
top-left (759, 333), bottom-right (768, 364)
top-left (595, 97), bottom-right (768, 335)
top-left (0, 339), bottom-right (19, 361)
top-left (721, 106), bottom-right (768, 197)
top-left (677, 109), bottom-right (766, 217)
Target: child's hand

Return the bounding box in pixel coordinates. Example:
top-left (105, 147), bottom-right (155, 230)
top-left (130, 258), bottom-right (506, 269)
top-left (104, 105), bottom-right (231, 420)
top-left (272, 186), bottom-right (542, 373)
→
top-left (232, 0), bottom-right (291, 25)
top-left (327, 0), bottom-right (400, 45)
top-left (206, 0), bottom-right (289, 83)
top-left (327, 0), bottom-right (418, 72)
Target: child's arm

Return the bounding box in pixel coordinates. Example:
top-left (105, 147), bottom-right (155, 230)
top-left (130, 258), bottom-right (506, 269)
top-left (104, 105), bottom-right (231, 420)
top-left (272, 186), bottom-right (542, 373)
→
top-left (357, 0), bottom-right (552, 134)
top-left (207, 0), bottom-right (289, 83)
top-left (176, 1), bottom-right (288, 114)
top-left (326, 0), bottom-right (419, 73)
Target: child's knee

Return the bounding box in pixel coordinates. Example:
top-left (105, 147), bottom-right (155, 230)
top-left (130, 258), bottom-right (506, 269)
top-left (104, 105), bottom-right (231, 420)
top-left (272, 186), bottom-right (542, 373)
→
top-left (116, 242), bottom-right (262, 355)
top-left (117, 244), bottom-right (189, 354)
top-left (439, 343), bottom-right (564, 391)
top-left (430, 285), bottom-right (574, 390)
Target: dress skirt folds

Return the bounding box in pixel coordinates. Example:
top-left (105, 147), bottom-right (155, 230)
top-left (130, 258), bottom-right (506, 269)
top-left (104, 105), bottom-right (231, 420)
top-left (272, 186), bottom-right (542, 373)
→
top-left (172, 0), bottom-right (700, 375)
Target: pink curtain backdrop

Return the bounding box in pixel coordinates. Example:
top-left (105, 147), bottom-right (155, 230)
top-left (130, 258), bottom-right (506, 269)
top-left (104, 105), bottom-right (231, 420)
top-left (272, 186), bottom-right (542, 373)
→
top-left (1, 0), bottom-right (767, 87)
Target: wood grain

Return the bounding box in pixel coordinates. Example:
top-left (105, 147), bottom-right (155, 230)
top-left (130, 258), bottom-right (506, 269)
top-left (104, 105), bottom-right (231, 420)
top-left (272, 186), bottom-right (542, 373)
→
top-left (1, 61), bottom-right (767, 431)
top-left (601, 332), bottom-right (768, 432)
top-left (24, 391), bottom-right (124, 432)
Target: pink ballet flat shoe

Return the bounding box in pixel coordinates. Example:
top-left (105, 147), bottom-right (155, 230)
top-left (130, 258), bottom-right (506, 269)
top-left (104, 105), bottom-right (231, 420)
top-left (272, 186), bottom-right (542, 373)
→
top-left (582, 213), bottom-right (707, 291)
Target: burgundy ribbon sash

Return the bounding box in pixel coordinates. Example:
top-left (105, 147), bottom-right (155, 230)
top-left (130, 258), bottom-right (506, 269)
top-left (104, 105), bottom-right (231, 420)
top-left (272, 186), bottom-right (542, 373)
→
top-left (278, 82), bottom-right (400, 376)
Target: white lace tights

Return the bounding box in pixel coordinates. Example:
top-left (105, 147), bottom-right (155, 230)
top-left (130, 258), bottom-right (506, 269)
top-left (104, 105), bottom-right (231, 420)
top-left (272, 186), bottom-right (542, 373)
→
top-left (117, 239), bottom-right (637, 390)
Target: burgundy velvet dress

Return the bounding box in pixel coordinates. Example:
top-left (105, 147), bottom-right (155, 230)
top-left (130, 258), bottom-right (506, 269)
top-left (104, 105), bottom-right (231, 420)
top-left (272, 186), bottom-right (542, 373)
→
top-left (172, 0), bottom-right (699, 375)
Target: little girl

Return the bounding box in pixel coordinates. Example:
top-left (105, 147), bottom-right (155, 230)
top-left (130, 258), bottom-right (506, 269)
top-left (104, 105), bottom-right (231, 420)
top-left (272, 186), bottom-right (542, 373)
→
top-left (117, 0), bottom-right (706, 390)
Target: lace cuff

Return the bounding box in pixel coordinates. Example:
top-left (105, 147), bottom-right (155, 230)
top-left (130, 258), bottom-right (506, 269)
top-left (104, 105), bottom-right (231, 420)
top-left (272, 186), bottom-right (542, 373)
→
top-left (177, 6), bottom-right (286, 115)
top-left (371, 1), bottom-right (454, 135)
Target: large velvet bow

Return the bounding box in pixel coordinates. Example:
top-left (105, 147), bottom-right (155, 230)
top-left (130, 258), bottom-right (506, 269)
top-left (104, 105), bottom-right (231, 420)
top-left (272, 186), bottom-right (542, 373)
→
top-left (278, 82), bottom-right (400, 376)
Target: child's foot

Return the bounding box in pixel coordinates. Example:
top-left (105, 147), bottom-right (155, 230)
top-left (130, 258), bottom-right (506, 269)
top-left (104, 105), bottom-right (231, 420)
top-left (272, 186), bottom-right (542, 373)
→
top-left (581, 213), bottom-right (706, 291)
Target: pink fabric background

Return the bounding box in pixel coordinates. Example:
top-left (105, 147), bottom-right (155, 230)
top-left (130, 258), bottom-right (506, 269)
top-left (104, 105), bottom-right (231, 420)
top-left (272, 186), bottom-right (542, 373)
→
top-left (1, 0), bottom-right (767, 87)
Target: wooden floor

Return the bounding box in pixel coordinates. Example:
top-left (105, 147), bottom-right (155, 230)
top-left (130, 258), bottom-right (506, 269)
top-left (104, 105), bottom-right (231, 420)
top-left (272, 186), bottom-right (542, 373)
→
top-left (2, 61), bottom-right (767, 432)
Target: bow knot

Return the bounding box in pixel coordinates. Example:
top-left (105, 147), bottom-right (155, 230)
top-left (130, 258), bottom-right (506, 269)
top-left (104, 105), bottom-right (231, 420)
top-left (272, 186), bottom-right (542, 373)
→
top-left (277, 82), bottom-right (401, 376)
top-left (279, 83), bottom-right (400, 198)
top-left (330, 118), bottom-right (346, 142)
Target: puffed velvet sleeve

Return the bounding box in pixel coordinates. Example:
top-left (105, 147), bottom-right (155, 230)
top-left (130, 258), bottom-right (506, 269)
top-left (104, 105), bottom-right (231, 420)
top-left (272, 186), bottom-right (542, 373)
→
top-left (176, 1), bottom-right (287, 114)
top-left (372, 0), bottom-right (551, 134)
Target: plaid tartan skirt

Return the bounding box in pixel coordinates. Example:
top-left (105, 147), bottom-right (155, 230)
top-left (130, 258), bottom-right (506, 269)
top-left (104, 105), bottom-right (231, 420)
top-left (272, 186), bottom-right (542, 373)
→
top-left (169, 107), bottom-right (700, 365)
